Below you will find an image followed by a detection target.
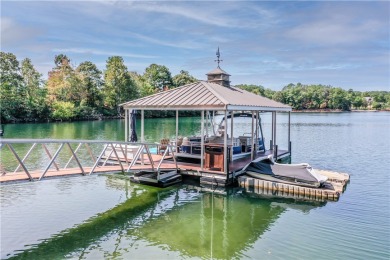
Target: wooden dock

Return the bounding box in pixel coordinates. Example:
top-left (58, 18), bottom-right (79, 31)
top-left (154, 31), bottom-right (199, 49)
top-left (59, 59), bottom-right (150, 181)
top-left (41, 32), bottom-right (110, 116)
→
top-left (0, 137), bottom-right (290, 185)
top-left (238, 169), bottom-right (350, 201)
top-left (0, 166), bottom-right (123, 183)
top-left (2, 138), bottom-right (345, 203)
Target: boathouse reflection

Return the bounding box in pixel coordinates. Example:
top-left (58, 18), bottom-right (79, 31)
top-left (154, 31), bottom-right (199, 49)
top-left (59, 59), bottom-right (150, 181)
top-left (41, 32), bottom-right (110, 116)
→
top-left (9, 180), bottom-right (326, 259)
top-left (129, 186), bottom-right (326, 259)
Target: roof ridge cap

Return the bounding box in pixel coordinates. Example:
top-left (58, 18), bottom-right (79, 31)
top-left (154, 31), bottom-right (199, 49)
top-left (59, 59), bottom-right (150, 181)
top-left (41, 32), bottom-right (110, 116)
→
top-left (203, 82), bottom-right (229, 106)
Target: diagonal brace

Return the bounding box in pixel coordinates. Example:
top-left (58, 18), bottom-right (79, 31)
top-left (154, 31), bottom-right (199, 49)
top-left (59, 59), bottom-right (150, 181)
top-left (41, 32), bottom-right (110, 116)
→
top-left (7, 144), bottom-right (34, 181)
top-left (39, 143), bottom-right (64, 180)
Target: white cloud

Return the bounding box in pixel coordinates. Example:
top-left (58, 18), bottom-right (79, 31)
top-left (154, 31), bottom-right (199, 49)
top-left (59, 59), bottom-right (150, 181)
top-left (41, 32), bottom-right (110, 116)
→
top-left (51, 48), bottom-right (159, 59)
top-left (0, 17), bottom-right (41, 46)
top-left (284, 3), bottom-right (387, 46)
top-left (126, 2), bottom-right (258, 29)
top-left (126, 32), bottom-right (204, 50)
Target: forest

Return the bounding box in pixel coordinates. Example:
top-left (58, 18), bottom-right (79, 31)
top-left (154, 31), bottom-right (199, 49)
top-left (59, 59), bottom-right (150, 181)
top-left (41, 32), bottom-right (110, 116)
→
top-left (1, 51), bottom-right (389, 123)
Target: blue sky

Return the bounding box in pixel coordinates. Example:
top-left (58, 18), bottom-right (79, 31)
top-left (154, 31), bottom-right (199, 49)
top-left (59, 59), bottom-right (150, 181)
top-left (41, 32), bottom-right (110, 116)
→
top-left (1, 1), bottom-right (389, 91)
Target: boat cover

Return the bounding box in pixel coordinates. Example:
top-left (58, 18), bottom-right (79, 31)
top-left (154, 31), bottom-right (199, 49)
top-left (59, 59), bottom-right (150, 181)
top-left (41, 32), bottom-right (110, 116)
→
top-left (245, 159), bottom-right (327, 186)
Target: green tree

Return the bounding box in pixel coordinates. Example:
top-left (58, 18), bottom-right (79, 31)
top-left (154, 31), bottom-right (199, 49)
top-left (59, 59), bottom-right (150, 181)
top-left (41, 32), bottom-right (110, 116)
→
top-left (263, 88), bottom-right (276, 99)
top-left (103, 56), bottom-right (138, 114)
top-left (129, 71), bottom-right (155, 97)
top-left (54, 54), bottom-right (69, 68)
top-left (51, 101), bottom-right (76, 120)
top-left (0, 52), bottom-right (24, 121)
top-left (20, 58), bottom-right (48, 118)
top-left (172, 70), bottom-right (197, 87)
top-left (46, 54), bottom-right (80, 104)
top-left (236, 84), bottom-right (265, 96)
top-left (352, 96), bottom-right (364, 109)
top-left (143, 64), bottom-right (173, 91)
top-left (328, 87), bottom-right (350, 110)
top-left (372, 101), bottom-right (382, 110)
top-left (76, 61), bottom-right (103, 108)
top-left (21, 58), bottom-right (42, 99)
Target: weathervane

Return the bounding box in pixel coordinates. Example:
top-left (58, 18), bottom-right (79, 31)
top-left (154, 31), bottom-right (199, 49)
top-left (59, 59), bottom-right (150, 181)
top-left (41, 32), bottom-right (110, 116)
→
top-left (215, 47), bottom-right (223, 67)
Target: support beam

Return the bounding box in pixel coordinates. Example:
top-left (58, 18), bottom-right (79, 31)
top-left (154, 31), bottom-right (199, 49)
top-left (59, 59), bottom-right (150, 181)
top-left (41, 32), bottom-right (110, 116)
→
top-left (224, 110), bottom-right (228, 174)
top-left (205, 111), bottom-right (209, 137)
top-left (40, 143), bottom-right (64, 180)
top-left (201, 110), bottom-right (204, 170)
top-left (143, 145), bottom-right (155, 171)
top-left (288, 111), bottom-right (291, 153)
top-left (64, 143), bottom-right (82, 169)
top-left (66, 143), bottom-right (85, 175)
top-left (7, 144), bottom-right (33, 181)
top-left (14, 143), bottom-right (37, 173)
top-left (230, 111), bottom-right (234, 161)
top-left (141, 110), bottom-right (144, 142)
top-left (176, 110), bottom-right (179, 152)
top-left (89, 144), bottom-right (108, 175)
top-left (272, 112), bottom-right (277, 160)
top-left (42, 144), bottom-right (60, 171)
top-left (110, 143), bottom-right (124, 172)
top-left (125, 109), bottom-right (128, 141)
top-left (251, 111), bottom-right (255, 161)
top-left (255, 111), bottom-right (259, 153)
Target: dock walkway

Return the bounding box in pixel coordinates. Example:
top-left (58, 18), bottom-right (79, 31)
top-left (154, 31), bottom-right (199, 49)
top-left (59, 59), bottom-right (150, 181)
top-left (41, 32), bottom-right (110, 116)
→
top-left (1, 138), bottom-right (288, 184)
top-left (1, 138), bottom-right (350, 202)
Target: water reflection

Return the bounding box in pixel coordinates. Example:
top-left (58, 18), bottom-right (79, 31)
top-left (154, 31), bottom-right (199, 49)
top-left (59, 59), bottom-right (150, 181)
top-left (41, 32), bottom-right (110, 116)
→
top-left (7, 178), bottom-right (326, 260)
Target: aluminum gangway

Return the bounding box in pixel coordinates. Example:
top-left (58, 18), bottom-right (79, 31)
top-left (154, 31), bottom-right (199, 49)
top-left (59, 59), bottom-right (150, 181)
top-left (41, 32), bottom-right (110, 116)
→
top-left (0, 139), bottom-right (177, 183)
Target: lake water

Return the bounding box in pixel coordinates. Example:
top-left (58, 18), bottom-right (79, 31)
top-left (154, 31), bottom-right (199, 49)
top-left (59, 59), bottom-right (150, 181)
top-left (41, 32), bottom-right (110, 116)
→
top-left (1, 112), bottom-right (389, 259)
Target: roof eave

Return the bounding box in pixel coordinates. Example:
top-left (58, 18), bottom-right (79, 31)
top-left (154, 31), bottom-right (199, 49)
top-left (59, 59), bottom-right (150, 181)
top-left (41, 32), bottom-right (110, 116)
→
top-left (226, 105), bottom-right (292, 112)
top-left (122, 104), bottom-right (227, 111)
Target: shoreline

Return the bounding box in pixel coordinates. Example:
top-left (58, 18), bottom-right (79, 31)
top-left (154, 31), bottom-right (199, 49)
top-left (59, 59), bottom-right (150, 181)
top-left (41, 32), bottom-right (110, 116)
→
top-left (2, 109), bottom-right (388, 125)
top-left (292, 109), bottom-right (386, 113)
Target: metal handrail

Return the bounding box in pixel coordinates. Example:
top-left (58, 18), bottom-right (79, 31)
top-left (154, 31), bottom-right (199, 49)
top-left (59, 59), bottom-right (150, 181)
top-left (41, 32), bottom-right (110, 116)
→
top-left (0, 138), bottom-right (158, 145)
top-left (0, 139), bottom-right (179, 182)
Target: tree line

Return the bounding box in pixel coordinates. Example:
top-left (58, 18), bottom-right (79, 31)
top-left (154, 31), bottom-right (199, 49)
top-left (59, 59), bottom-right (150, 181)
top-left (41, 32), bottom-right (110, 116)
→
top-left (236, 83), bottom-right (390, 111)
top-left (1, 52), bottom-right (197, 123)
top-left (1, 51), bottom-right (389, 123)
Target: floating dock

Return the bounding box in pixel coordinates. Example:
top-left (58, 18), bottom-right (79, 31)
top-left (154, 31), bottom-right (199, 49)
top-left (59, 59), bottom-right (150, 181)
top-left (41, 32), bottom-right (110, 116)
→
top-left (238, 169), bottom-right (350, 201)
top-left (1, 139), bottom-right (350, 203)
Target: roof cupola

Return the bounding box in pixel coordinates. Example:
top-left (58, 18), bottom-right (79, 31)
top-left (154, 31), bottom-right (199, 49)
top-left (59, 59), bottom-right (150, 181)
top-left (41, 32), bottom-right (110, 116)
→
top-left (206, 47), bottom-right (231, 87)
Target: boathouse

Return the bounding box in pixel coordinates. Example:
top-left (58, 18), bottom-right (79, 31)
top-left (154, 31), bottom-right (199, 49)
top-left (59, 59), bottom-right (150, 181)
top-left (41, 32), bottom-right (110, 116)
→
top-left (120, 54), bottom-right (292, 186)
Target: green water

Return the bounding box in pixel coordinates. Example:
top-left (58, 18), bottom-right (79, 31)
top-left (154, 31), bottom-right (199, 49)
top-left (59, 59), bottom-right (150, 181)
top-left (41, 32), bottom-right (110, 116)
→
top-left (1, 112), bottom-right (389, 259)
top-left (1, 117), bottom-right (202, 142)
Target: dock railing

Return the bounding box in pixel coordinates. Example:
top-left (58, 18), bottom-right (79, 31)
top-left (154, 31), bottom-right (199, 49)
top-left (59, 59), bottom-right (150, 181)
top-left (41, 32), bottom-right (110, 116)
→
top-left (0, 139), bottom-right (177, 182)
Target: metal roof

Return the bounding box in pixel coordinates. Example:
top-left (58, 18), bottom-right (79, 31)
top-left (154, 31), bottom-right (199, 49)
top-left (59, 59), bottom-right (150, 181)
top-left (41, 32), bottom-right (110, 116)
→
top-left (206, 67), bottom-right (230, 76)
top-left (121, 81), bottom-right (291, 112)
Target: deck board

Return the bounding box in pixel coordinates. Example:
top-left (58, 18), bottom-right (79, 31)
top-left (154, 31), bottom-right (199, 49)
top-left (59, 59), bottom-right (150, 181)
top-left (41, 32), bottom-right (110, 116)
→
top-left (0, 166), bottom-right (123, 182)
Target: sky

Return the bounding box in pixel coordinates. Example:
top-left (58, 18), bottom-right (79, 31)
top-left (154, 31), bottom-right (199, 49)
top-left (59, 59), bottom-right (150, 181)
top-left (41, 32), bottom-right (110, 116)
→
top-left (1, 0), bottom-right (389, 91)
